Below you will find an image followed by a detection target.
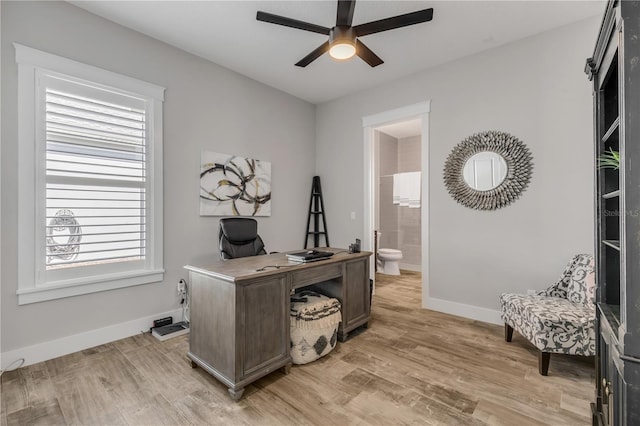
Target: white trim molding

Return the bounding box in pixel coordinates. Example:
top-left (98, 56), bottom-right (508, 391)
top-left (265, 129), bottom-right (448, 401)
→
top-left (0, 308), bottom-right (183, 369)
top-left (14, 43), bottom-right (165, 100)
top-left (426, 298), bottom-right (502, 325)
top-left (17, 269), bottom-right (165, 305)
top-left (362, 101), bottom-right (431, 128)
top-left (362, 100), bottom-right (431, 300)
top-left (15, 43), bottom-right (165, 304)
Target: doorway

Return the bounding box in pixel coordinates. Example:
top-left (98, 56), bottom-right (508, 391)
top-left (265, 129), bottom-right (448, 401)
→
top-left (362, 101), bottom-right (430, 307)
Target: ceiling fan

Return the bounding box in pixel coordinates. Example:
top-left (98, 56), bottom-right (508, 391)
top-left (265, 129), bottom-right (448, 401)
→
top-left (256, 0), bottom-right (434, 68)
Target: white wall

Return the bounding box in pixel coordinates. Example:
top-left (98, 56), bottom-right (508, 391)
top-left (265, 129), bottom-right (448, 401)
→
top-left (0, 1), bottom-right (315, 365)
top-left (316, 17), bottom-right (599, 321)
top-left (0, 1), bottom-right (601, 366)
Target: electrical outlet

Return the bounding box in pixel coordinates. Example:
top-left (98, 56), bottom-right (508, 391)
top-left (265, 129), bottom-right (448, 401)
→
top-left (177, 279), bottom-right (186, 294)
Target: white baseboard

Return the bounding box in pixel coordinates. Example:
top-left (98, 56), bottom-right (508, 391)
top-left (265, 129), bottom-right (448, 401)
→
top-left (1, 308), bottom-right (183, 370)
top-left (424, 297), bottom-right (502, 325)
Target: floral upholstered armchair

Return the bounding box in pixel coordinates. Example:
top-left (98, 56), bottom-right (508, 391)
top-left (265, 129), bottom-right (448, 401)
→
top-left (499, 254), bottom-right (595, 375)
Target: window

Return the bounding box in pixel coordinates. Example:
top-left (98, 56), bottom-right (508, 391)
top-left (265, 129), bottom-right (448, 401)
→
top-left (16, 44), bottom-right (164, 304)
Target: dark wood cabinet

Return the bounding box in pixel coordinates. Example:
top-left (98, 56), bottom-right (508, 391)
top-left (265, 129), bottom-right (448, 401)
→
top-left (586, 1), bottom-right (640, 424)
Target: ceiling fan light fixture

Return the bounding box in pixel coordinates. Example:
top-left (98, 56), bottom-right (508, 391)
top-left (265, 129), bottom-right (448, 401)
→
top-left (329, 41), bottom-right (356, 60)
top-left (328, 26), bottom-right (356, 61)
top-left (257, 2), bottom-right (434, 67)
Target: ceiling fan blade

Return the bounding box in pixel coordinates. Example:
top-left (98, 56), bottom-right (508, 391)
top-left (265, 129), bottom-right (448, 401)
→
top-left (256, 11), bottom-right (331, 35)
top-left (295, 41), bottom-right (331, 67)
top-left (353, 8), bottom-right (433, 37)
top-left (356, 40), bottom-right (384, 67)
top-left (336, 0), bottom-right (356, 27)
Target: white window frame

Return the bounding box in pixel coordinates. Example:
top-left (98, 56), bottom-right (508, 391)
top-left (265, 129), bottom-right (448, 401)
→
top-left (15, 44), bottom-right (165, 305)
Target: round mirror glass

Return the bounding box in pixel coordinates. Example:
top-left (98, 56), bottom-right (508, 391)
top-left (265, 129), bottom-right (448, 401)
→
top-left (462, 152), bottom-right (507, 191)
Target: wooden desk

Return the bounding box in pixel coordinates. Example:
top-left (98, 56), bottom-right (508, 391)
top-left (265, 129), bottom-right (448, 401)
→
top-left (184, 248), bottom-right (371, 401)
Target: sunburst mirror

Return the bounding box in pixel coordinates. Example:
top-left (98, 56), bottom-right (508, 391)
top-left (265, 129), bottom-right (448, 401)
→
top-left (443, 131), bottom-right (533, 210)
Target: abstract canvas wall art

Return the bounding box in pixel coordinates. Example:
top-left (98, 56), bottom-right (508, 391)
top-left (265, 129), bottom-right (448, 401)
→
top-left (200, 151), bottom-right (271, 216)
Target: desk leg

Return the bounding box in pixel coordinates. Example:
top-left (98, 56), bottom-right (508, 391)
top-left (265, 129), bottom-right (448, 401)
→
top-left (281, 362), bottom-right (292, 375)
top-left (190, 360), bottom-right (198, 368)
top-left (228, 388), bottom-right (245, 402)
top-left (338, 331), bottom-right (348, 342)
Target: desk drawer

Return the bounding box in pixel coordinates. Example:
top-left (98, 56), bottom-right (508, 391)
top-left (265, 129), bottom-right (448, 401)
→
top-left (291, 263), bottom-right (342, 288)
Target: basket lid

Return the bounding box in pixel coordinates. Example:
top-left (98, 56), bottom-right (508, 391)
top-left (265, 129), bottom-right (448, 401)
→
top-left (291, 291), bottom-right (341, 321)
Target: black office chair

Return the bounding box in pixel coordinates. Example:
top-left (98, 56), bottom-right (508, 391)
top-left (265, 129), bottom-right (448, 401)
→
top-left (218, 218), bottom-right (267, 260)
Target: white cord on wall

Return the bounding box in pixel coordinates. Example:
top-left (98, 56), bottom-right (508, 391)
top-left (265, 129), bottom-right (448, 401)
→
top-left (179, 278), bottom-right (190, 324)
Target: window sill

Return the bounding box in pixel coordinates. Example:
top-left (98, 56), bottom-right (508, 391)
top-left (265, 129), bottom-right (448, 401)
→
top-left (17, 269), bottom-right (164, 305)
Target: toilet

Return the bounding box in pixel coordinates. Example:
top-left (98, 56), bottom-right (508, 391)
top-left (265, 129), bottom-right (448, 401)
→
top-left (377, 248), bottom-right (403, 275)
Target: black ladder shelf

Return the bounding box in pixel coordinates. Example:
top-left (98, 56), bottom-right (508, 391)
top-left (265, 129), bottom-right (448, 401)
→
top-left (304, 176), bottom-right (330, 249)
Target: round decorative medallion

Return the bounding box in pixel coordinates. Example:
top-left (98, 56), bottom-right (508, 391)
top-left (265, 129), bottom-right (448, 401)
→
top-left (443, 131), bottom-right (533, 210)
top-left (46, 209), bottom-right (82, 262)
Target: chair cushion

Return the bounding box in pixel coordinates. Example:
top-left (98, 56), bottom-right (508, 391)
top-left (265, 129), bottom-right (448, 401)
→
top-left (503, 294), bottom-right (594, 332)
top-left (500, 292), bottom-right (595, 355)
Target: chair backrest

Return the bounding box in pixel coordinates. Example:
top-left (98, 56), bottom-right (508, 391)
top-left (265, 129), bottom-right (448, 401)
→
top-left (566, 254), bottom-right (596, 306)
top-left (218, 218), bottom-right (267, 260)
top-left (548, 254), bottom-right (595, 306)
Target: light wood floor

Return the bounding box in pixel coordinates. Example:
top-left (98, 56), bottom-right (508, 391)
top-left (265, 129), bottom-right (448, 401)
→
top-left (1, 270), bottom-right (594, 425)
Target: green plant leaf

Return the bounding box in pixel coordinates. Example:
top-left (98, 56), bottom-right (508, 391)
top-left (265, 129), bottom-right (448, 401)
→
top-left (598, 148), bottom-right (620, 170)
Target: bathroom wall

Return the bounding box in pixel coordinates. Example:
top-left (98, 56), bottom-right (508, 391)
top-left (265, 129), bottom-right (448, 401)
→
top-left (377, 131), bottom-right (422, 271)
top-left (377, 131), bottom-right (398, 250)
top-left (397, 135), bottom-right (421, 270)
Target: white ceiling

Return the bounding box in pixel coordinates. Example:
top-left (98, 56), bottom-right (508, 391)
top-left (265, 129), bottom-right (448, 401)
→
top-left (70, 0), bottom-right (605, 104)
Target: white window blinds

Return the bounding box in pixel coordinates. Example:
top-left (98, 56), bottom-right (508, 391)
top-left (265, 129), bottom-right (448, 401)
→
top-left (44, 78), bottom-right (148, 270)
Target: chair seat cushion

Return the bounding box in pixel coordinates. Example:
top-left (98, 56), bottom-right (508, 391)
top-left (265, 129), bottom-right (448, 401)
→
top-left (501, 294), bottom-right (594, 332)
top-left (500, 293), bottom-right (595, 355)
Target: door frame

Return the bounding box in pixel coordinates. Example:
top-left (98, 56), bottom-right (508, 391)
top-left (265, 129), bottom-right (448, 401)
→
top-left (362, 101), bottom-right (431, 306)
